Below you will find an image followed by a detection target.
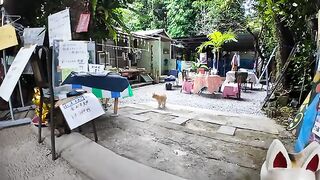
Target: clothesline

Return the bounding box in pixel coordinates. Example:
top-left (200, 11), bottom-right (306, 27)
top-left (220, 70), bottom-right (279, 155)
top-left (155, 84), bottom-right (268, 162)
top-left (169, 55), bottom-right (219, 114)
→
top-left (96, 43), bottom-right (150, 52)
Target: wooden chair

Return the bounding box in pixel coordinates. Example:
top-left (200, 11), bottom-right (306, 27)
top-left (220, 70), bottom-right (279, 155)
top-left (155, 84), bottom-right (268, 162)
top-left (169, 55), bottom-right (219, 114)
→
top-left (235, 71), bottom-right (248, 99)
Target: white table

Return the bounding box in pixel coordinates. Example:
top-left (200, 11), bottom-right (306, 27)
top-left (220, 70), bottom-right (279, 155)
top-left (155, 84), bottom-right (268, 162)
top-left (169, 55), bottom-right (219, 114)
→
top-left (225, 71), bottom-right (258, 84)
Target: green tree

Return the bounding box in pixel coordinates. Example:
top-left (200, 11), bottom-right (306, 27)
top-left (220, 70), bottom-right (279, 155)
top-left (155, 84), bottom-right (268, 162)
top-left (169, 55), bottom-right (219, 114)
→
top-left (122, 0), bottom-right (168, 32)
top-left (192, 0), bottom-right (246, 35)
top-left (253, 0), bottom-right (319, 90)
top-left (166, 0), bottom-right (196, 37)
top-left (197, 30), bottom-right (237, 71)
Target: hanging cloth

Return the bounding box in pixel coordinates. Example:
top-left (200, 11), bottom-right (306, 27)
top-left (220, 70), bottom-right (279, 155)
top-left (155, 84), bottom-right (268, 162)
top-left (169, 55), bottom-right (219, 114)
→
top-left (76, 2), bottom-right (91, 33)
top-left (231, 53), bottom-right (238, 71)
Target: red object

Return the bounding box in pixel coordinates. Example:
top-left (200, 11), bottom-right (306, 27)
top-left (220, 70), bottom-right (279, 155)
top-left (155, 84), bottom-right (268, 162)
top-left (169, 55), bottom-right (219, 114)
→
top-left (32, 116), bottom-right (47, 127)
top-left (76, 13), bottom-right (90, 33)
top-left (273, 152), bottom-right (287, 168)
top-left (198, 68), bottom-right (205, 74)
top-left (306, 154), bottom-right (319, 172)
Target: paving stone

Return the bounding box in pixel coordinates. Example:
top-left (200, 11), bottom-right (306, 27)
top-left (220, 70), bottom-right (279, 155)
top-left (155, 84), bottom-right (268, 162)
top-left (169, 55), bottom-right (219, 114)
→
top-left (131, 110), bottom-right (151, 115)
top-left (126, 114), bottom-right (150, 122)
top-left (217, 126), bottom-right (236, 136)
top-left (169, 117), bottom-right (190, 125)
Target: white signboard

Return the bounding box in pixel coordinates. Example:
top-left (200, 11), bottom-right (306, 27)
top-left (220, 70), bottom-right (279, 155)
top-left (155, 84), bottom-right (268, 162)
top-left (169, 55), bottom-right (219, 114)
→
top-left (88, 64), bottom-right (104, 73)
top-left (59, 41), bottom-right (89, 72)
top-left (0, 45), bottom-right (36, 101)
top-left (48, 9), bottom-right (72, 46)
top-left (23, 27), bottom-right (46, 46)
top-left (59, 93), bottom-right (105, 130)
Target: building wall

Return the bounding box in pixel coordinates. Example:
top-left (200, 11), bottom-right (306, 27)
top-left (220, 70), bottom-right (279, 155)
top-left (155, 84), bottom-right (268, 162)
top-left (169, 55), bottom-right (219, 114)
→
top-left (161, 41), bottom-right (172, 75)
top-left (138, 40), bottom-right (159, 76)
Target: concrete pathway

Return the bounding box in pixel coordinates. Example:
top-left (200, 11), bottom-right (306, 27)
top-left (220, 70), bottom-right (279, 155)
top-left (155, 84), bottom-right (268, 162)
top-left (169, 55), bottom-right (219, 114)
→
top-left (34, 125), bottom-right (185, 180)
top-left (25, 102), bottom-right (293, 180)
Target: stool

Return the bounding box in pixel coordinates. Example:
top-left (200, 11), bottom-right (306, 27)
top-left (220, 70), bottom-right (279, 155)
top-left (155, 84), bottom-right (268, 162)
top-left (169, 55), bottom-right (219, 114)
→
top-left (222, 83), bottom-right (239, 99)
top-left (181, 80), bottom-right (193, 94)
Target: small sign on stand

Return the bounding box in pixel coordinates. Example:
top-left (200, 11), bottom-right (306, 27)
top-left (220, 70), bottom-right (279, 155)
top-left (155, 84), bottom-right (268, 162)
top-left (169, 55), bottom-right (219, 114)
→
top-left (59, 93), bottom-right (105, 130)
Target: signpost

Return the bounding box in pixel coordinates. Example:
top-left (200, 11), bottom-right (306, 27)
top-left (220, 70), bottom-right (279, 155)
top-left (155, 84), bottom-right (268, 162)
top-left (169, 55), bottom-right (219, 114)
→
top-left (59, 93), bottom-right (105, 130)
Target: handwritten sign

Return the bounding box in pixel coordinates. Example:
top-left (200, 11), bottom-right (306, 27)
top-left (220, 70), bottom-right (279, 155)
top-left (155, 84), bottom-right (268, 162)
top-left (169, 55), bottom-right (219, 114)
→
top-left (48, 9), bottom-right (72, 46)
top-left (59, 41), bottom-right (89, 72)
top-left (59, 93), bottom-right (105, 130)
top-left (88, 64), bottom-right (104, 73)
top-left (0, 45), bottom-right (36, 101)
top-left (0, 24), bottom-right (18, 50)
top-left (76, 13), bottom-right (90, 33)
top-left (23, 27), bottom-right (46, 46)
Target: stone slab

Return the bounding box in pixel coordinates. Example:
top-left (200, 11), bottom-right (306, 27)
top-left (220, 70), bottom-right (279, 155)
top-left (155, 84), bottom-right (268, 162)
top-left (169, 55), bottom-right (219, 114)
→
top-left (169, 117), bottom-right (190, 125)
top-left (217, 126), bottom-right (236, 136)
top-left (126, 114), bottom-right (150, 122)
top-left (31, 126), bottom-right (185, 180)
top-left (0, 118), bottom-right (31, 129)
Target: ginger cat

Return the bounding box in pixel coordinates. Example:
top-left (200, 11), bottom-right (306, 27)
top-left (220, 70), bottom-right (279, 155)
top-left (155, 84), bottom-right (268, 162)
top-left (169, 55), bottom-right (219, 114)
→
top-left (152, 93), bottom-right (167, 109)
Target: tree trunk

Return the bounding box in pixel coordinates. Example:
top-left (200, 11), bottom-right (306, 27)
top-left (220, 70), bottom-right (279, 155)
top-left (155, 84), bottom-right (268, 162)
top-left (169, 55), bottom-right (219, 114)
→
top-left (274, 15), bottom-right (295, 89)
top-left (246, 27), bottom-right (265, 77)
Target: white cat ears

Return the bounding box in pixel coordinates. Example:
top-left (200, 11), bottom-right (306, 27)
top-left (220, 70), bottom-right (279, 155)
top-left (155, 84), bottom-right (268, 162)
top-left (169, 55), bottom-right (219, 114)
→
top-left (265, 139), bottom-right (320, 172)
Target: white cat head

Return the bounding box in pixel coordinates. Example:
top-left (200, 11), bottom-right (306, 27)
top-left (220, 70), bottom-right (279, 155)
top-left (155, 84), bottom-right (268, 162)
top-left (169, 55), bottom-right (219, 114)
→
top-left (261, 139), bottom-right (320, 180)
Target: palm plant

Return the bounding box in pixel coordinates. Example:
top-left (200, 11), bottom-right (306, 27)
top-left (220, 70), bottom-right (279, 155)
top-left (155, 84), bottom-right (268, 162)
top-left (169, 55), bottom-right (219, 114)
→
top-left (197, 30), bottom-right (237, 72)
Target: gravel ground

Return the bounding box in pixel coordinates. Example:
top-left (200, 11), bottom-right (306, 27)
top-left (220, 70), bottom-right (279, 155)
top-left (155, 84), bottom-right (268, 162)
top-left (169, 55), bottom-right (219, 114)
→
top-left (120, 83), bottom-right (266, 116)
top-left (0, 125), bottom-right (90, 180)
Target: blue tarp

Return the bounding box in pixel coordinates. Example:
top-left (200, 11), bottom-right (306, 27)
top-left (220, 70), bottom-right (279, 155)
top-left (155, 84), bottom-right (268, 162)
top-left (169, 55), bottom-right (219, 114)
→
top-left (62, 72), bottom-right (130, 92)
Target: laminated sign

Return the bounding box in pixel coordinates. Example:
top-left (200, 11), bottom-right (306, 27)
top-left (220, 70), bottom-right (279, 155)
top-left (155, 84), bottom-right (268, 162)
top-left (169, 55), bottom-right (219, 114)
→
top-left (0, 24), bottom-right (18, 50)
top-left (23, 27), bottom-right (46, 46)
top-left (58, 41), bottom-right (89, 72)
top-left (59, 93), bottom-right (105, 130)
top-left (0, 45), bottom-right (37, 101)
top-left (76, 13), bottom-right (90, 33)
top-left (48, 9), bottom-right (72, 46)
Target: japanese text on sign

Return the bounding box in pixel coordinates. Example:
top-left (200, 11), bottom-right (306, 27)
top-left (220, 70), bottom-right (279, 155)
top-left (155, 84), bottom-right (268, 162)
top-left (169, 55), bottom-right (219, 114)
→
top-left (59, 93), bottom-right (105, 130)
top-left (0, 45), bottom-right (37, 101)
top-left (48, 9), bottom-right (72, 46)
top-left (88, 64), bottom-right (104, 73)
top-left (58, 41), bottom-right (89, 72)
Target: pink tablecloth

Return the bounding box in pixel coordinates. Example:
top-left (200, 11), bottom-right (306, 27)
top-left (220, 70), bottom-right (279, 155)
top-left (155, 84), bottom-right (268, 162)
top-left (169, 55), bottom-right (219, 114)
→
top-left (222, 83), bottom-right (239, 98)
top-left (193, 75), bottom-right (222, 93)
top-left (182, 81), bottom-right (193, 94)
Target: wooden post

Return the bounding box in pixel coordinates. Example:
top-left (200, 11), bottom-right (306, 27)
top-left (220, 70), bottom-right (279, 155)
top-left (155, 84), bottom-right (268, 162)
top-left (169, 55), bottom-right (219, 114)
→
top-left (113, 97), bottom-right (119, 115)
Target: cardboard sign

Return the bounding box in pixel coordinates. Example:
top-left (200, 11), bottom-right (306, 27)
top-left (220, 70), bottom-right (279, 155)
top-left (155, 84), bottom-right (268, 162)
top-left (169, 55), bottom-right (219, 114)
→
top-left (76, 13), bottom-right (90, 33)
top-left (88, 64), bottom-right (104, 73)
top-left (59, 93), bottom-right (104, 130)
top-left (48, 9), bottom-right (72, 46)
top-left (0, 24), bottom-right (18, 50)
top-left (58, 41), bottom-right (89, 71)
top-left (0, 45), bottom-right (36, 101)
top-left (23, 27), bottom-right (46, 46)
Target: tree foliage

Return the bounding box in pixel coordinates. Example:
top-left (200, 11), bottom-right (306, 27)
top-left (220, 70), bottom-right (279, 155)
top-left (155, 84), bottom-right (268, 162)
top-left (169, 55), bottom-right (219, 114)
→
top-left (253, 0), bottom-right (320, 91)
top-left (123, 0), bottom-right (247, 38)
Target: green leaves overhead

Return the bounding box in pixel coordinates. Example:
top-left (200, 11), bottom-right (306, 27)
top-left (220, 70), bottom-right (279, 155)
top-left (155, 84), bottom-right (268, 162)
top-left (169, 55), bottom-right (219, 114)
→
top-left (92, 0), bottom-right (134, 40)
top-left (197, 30), bottom-right (237, 53)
